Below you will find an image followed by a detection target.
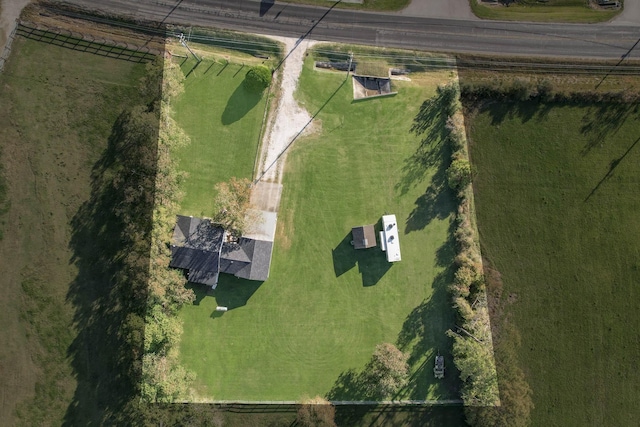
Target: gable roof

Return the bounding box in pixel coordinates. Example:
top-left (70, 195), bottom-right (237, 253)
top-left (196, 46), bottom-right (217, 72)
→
top-left (220, 238), bottom-right (273, 282)
top-left (170, 215), bottom-right (273, 285)
top-left (169, 215), bottom-right (225, 286)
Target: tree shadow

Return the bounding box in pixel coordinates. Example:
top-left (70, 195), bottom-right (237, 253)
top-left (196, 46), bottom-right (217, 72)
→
top-left (399, 91), bottom-right (457, 234)
top-left (396, 93), bottom-right (450, 197)
top-left (394, 229), bottom-right (461, 400)
top-left (332, 226), bottom-right (393, 287)
top-left (394, 269), bottom-right (461, 401)
top-left (221, 78), bottom-right (263, 125)
top-left (326, 368), bottom-right (376, 401)
top-left (64, 104), bottom-right (159, 424)
top-left (580, 102), bottom-right (638, 154)
top-left (584, 135), bottom-right (640, 202)
top-left (483, 99), bottom-right (543, 127)
top-left (404, 174), bottom-right (455, 235)
top-left (335, 404), bottom-right (465, 427)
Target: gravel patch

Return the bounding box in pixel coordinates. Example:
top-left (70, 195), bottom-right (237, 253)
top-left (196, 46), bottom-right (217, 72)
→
top-left (257, 36), bottom-right (315, 184)
top-left (0, 0), bottom-right (30, 52)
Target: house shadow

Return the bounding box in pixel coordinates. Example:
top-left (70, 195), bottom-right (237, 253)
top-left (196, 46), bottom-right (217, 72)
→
top-left (221, 76), bottom-right (263, 125)
top-left (209, 275), bottom-right (263, 317)
top-left (186, 282), bottom-right (207, 305)
top-left (332, 223), bottom-right (392, 287)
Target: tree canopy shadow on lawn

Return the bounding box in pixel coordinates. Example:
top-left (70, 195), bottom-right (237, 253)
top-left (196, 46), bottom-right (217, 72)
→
top-left (335, 404), bottom-right (465, 427)
top-left (221, 75), bottom-right (264, 125)
top-left (332, 224), bottom-right (393, 287)
top-left (580, 102), bottom-right (640, 154)
top-left (400, 92), bottom-right (456, 234)
top-left (65, 106), bottom-right (158, 425)
top-left (467, 97), bottom-right (640, 157)
top-left (327, 233), bottom-right (460, 404)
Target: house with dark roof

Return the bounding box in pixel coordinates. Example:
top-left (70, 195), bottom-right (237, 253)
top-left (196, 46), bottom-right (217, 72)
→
top-left (169, 215), bottom-right (273, 288)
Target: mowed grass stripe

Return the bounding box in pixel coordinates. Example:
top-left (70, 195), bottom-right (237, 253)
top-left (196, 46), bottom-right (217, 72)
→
top-left (179, 58), bottom-right (459, 401)
top-left (468, 101), bottom-right (640, 426)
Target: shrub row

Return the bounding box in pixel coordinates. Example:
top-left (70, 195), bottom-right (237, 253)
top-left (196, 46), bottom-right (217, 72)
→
top-left (435, 83), bottom-right (500, 411)
top-left (138, 59), bottom-right (197, 404)
top-left (461, 78), bottom-right (640, 104)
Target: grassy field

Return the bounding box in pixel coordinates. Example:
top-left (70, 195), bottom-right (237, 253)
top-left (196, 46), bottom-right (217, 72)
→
top-left (0, 36), bottom-right (147, 425)
top-left (470, 0), bottom-right (621, 22)
top-left (172, 57), bottom-right (267, 216)
top-left (467, 100), bottom-right (640, 425)
top-left (178, 57), bottom-right (461, 402)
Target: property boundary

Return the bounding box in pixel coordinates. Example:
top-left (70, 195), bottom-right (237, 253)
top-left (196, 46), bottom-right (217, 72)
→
top-left (181, 399), bottom-right (464, 405)
top-left (14, 21), bottom-right (158, 63)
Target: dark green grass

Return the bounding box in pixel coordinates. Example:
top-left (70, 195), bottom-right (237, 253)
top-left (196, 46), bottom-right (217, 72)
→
top-left (0, 36), bottom-right (147, 425)
top-left (179, 60), bottom-right (460, 401)
top-left (470, 0), bottom-right (621, 23)
top-left (468, 100), bottom-right (640, 426)
top-left (172, 58), bottom-right (266, 216)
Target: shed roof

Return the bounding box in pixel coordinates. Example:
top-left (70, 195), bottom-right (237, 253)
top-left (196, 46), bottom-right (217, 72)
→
top-left (352, 224), bottom-right (377, 249)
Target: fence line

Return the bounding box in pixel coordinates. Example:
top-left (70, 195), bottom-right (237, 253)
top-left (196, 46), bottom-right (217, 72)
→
top-left (0, 19), bottom-right (20, 73)
top-left (14, 21), bottom-right (159, 63)
top-left (179, 399), bottom-right (464, 406)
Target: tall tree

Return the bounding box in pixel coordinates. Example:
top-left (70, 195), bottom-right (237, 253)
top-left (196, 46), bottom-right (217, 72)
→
top-left (244, 65), bottom-right (272, 92)
top-left (212, 177), bottom-right (256, 237)
top-left (367, 343), bottom-right (409, 398)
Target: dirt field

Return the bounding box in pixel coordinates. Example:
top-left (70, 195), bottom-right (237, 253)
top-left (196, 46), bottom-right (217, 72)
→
top-left (0, 31), bottom-right (147, 425)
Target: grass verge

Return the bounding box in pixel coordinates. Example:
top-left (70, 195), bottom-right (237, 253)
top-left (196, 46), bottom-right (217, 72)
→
top-left (467, 99), bottom-right (640, 425)
top-left (469, 0), bottom-right (621, 23)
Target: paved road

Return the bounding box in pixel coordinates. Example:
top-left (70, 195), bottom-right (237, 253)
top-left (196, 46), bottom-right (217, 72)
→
top-left (60, 0), bottom-right (640, 59)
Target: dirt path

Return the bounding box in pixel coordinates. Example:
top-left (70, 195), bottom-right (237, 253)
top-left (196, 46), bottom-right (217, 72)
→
top-left (256, 37), bottom-right (315, 185)
top-left (0, 0), bottom-right (30, 53)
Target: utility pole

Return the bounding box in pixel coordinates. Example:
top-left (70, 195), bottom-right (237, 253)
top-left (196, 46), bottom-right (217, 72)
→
top-left (347, 52), bottom-right (353, 77)
top-left (179, 32), bottom-right (200, 63)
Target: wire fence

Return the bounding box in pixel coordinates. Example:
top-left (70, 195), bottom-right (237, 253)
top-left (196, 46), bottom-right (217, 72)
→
top-left (180, 399), bottom-right (464, 406)
top-left (15, 21), bottom-right (159, 63)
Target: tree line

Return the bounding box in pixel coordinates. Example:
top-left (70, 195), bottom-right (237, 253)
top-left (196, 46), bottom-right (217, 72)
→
top-left (437, 82), bottom-right (534, 426)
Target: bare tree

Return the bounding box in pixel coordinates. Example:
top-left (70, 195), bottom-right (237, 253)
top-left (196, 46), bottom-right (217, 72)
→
top-left (296, 396), bottom-right (336, 427)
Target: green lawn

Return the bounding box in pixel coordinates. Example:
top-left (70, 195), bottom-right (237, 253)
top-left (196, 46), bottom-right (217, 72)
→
top-left (172, 58), bottom-right (267, 216)
top-left (470, 0), bottom-right (621, 23)
top-left (179, 59), bottom-right (461, 401)
top-left (468, 100), bottom-right (640, 425)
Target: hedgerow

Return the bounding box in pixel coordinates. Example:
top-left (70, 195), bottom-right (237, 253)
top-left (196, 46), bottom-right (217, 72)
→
top-left (435, 83), bottom-right (500, 413)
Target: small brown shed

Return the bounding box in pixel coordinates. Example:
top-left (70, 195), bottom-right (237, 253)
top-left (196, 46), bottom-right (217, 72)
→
top-left (351, 224), bottom-right (377, 249)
